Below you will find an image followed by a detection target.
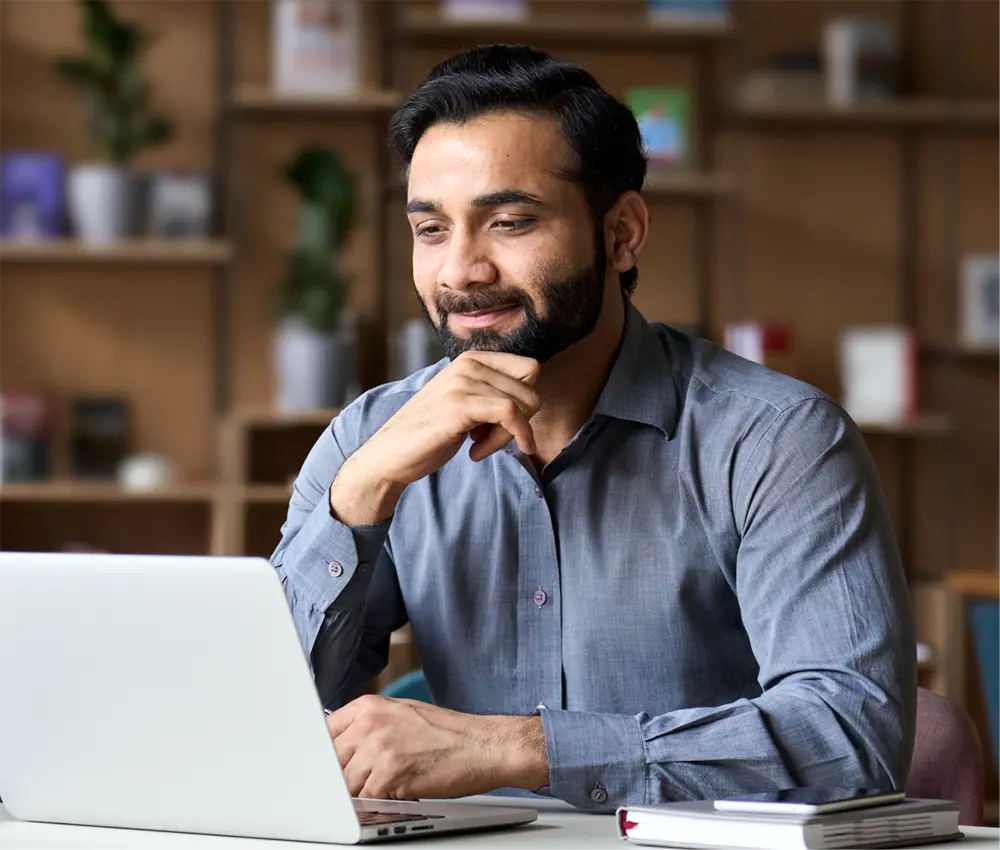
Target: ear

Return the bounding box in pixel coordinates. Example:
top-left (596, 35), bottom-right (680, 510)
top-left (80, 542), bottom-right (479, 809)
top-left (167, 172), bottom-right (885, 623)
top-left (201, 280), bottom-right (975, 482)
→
top-left (606, 191), bottom-right (649, 276)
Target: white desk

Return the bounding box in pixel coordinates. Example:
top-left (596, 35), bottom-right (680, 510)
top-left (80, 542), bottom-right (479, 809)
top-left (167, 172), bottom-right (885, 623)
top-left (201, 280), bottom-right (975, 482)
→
top-left (1, 800), bottom-right (997, 850)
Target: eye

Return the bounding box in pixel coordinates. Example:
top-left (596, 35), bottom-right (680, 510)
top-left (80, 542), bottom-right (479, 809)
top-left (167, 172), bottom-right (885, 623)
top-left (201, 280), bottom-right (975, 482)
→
top-left (492, 218), bottom-right (535, 232)
top-left (415, 224), bottom-right (445, 239)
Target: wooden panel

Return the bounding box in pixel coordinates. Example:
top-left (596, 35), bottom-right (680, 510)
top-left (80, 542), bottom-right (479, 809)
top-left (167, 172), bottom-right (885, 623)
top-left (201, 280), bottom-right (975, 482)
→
top-left (0, 239), bottom-right (232, 264)
top-left (0, 267), bottom-right (215, 481)
top-left (0, 502), bottom-right (212, 555)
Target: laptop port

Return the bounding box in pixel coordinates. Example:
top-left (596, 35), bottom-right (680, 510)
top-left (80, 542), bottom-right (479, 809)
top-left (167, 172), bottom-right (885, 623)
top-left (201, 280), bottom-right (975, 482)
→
top-left (377, 828), bottom-right (389, 836)
top-left (411, 825), bottom-right (433, 832)
top-left (394, 826), bottom-right (407, 834)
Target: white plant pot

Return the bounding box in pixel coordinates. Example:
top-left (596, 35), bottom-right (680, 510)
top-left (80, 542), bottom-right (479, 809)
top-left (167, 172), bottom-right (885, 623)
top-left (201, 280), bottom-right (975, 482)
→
top-left (273, 317), bottom-right (346, 413)
top-left (67, 164), bottom-right (131, 245)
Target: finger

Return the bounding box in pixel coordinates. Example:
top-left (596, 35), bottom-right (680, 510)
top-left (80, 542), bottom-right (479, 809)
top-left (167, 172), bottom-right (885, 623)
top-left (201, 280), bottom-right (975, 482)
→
top-left (466, 394), bottom-right (535, 458)
top-left (342, 752), bottom-right (373, 798)
top-left (459, 351), bottom-right (541, 385)
top-left (456, 361), bottom-right (541, 417)
top-left (326, 701), bottom-right (361, 739)
top-left (332, 733), bottom-right (357, 769)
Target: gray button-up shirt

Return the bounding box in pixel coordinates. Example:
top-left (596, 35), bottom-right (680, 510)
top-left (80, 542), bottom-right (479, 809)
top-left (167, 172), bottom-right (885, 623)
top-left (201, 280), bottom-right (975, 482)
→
top-left (271, 301), bottom-right (916, 810)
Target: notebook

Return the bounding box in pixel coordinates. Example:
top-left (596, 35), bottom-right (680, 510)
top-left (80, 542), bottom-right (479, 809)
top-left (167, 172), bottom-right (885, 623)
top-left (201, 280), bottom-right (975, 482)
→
top-left (615, 798), bottom-right (962, 850)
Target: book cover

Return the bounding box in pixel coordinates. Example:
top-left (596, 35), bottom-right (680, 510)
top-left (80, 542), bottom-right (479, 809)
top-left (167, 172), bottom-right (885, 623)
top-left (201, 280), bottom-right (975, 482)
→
top-left (70, 397), bottom-right (130, 480)
top-left (0, 392), bottom-right (52, 483)
top-left (0, 152), bottom-right (65, 241)
top-left (959, 253), bottom-right (1000, 348)
top-left (839, 326), bottom-right (916, 424)
top-left (442, 0), bottom-right (526, 20)
top-left (648, 0), bottom-right (729, 23)
top-left (724, 322), bottom-right (795, 376)
top-left (272, 0), bottom-right (360, 95)
top-left (628, 87), bottom-right (690, 171)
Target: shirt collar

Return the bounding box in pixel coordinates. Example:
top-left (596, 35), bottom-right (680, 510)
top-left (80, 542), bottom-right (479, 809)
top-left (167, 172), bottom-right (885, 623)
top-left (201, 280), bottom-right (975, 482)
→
top-left (592, 299), bottom-right (681, 439)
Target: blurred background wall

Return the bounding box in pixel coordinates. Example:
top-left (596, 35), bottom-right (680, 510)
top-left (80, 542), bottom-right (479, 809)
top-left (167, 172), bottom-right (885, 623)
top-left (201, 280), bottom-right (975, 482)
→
top-left (0, 0), bottom-right (997, 816)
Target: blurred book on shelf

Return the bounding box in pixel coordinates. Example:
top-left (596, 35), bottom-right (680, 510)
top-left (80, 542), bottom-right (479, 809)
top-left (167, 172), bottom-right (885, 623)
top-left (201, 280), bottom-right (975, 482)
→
top-left (147, 171), bottom-right (213, 239)
top-left (839, 326), bottom-right (916, 424)
top-left (391, 318), bottom-right (443, 381)
top-left (70, 397), bottom-right (131, 481)
top-left (647, 0), bottom-right (729, 24)
top-left (733, 52), bottom-right (824, 107)
top-left (959, 253), bottom-right (1000, 350)
top-left (0, 392), bottom-right (53, 483)
top-left (629, 87), bottom-right (691, 172)
top-left (823, 17), bottom-right (899, 105)
top-left (724, 322), bottom-right (795, 376)
top-left (0, 153), bottom-right (65, 242)
top-left (271, 0), bottom-right (360, 95)
top-left (441, 0), bottom-right (526, 20)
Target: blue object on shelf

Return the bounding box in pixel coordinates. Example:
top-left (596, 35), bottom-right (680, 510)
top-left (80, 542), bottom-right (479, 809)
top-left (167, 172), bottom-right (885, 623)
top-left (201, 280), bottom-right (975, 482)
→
top-left (380, 669), bottom-right (432, 704)
top-left (969, 599), bottom-right (999, 771)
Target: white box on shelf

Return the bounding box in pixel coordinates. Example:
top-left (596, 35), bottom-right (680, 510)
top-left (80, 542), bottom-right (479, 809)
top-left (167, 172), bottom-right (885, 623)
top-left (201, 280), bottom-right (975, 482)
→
top-left (839, 325), bottom-right (916, 424)
top-left (959, 253), bottom-right (1000, 348)
top-left (441, 0), bottom-right (526, 21)
top-left (271, 0), bottom-right (360, 95)
top-left (823, 17), bottom-right (898, 105)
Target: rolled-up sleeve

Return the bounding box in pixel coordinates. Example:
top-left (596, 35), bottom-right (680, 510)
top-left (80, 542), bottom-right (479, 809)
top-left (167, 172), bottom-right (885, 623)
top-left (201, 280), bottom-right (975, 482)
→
top-left (538, 397), bottom-right (916, 809)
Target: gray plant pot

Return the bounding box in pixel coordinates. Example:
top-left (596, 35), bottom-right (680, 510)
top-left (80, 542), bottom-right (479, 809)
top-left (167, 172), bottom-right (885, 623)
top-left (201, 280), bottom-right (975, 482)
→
top-left (273, 317), bottom-right (347, 413)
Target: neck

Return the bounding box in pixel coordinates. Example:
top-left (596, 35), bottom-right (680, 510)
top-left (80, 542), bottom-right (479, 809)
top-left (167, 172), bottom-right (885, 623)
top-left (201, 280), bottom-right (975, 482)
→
top-left (529, 290), bottom-right (627, 465)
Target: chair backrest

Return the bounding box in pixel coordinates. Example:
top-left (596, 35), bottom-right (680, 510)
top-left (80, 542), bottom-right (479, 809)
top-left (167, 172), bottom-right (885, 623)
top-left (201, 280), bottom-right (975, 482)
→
top-left (379, 669), bottom-right (432, 703)
top-left (905, 686), bottom-right (984, 826)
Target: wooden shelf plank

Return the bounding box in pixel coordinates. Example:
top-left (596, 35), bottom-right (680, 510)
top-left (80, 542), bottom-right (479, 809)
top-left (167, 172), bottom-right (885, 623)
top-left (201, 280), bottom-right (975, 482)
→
top-left (733, 98), bottom-right (999, 128)
top-left (0, 239), bottom-right (232, 264)
top-left (230, 408), bottom-right (340, 429)
top-left (403, 10), bottom-right (734, 46)
top-left (922, 340), bottom-right (1000, 359)
top-left (234, 85), bottom-right (401, 113)
top-left (240, 485), bottom-right (292, 504)
top-left (946, 570), bottom-right (999, 599)
top-left (644, 172), bottom-right (735, 198)
top-left (0, 481), bottom-right (218, 503)
top-left (856, 414), bottom-right (953, 437)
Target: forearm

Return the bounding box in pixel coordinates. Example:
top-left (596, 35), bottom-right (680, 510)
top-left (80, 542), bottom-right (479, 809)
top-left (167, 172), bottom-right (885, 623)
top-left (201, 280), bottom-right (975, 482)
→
top-left (538, 670), bottom-right (911, 810)
top-left (487, 715), bottom-right (549, 792)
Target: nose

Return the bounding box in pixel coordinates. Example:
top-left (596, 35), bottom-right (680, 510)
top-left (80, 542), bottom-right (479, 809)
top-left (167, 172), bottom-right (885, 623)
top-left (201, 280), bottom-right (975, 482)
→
top-left (436, 227), bottom-right (497, 292)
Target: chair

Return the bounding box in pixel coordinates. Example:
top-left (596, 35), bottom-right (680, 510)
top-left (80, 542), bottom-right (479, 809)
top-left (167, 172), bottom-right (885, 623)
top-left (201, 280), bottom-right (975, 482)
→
top-left (380, 668), bottom-right (432, 703)
top-left (905, 686), bottom-right (985, 826)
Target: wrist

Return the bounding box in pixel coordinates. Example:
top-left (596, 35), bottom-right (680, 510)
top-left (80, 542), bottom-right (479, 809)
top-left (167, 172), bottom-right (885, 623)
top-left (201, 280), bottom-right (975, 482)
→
top-left (329, 452), bottom-right (405, 527)
top-left (483, 715), bottom-right (548, 792)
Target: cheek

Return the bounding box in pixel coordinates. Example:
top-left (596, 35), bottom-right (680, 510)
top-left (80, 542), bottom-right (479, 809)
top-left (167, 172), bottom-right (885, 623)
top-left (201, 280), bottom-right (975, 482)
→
top-left (411, 250), bottom-right (439, 300)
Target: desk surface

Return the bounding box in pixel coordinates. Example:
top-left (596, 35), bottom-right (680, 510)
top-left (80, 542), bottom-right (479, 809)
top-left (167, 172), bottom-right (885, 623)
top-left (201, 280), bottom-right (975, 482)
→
top-left (1, 801), bottom-right (997, 850)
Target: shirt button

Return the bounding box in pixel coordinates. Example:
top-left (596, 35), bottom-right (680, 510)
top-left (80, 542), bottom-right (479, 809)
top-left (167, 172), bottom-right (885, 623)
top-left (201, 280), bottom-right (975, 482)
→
top-left (535, 703), bottom-right (547, 712)
top-left (590, 784), bottom-right (608, 804)
top-left (532, 588), bottom-right (548, 607)
top-left (534, 486), bottom-right (543, 499)
top-left (327, 561), bottom-right (343, 578)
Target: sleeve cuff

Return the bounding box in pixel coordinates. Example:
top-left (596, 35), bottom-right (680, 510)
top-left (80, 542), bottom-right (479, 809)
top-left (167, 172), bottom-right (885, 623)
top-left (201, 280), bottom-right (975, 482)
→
top-left (278, 492), bottom-right (391, 615)
top-left (539, 710), bottom-right (647, 810)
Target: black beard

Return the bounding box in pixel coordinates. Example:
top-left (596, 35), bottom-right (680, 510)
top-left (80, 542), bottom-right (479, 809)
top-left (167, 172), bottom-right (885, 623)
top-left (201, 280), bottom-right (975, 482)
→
top-left (420, 241), bottom-right (607, 364)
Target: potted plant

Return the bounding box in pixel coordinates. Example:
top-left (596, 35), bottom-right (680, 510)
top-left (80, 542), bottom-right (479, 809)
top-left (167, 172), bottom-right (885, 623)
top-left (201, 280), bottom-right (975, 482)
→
top-left (272, 146), bottom-right (358, 412)
top-left (56, 0), bottom-right (173, 244)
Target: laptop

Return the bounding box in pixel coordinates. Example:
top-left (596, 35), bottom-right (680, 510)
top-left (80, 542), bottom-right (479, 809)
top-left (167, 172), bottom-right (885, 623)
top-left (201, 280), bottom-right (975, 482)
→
top-left (0, 552), bottom-right (537, 844)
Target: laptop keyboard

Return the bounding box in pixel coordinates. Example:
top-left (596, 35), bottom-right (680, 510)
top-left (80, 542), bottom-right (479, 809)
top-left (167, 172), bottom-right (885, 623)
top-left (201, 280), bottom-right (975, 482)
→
top-left (354, 810), bottom-right (446, 827)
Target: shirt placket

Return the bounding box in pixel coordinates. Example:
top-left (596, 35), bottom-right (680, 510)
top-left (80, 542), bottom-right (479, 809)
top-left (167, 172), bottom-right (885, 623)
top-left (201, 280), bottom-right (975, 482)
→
top-left (507, 451), bottom-right (563, 714)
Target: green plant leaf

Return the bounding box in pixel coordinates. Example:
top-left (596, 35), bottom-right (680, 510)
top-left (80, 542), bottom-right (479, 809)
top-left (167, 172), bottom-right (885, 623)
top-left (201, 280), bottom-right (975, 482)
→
top-left (56, 56), bottom-right (111, 89)
top-left (135, 116), bottom-right (174, 149)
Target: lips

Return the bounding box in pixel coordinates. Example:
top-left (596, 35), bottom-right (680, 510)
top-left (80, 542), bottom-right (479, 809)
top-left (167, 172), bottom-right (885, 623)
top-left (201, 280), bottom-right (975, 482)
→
top-left (450, 304), bottom-right (522, 329)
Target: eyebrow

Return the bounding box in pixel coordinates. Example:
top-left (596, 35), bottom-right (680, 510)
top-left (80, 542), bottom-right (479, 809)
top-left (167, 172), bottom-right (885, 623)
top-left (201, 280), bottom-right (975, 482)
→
top-left (405, 189), bottom-right (544, 215)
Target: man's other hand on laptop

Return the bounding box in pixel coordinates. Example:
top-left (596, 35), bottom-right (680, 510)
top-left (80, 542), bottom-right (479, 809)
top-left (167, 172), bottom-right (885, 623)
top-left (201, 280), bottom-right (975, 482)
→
top-left (326, 694), bottom-right (548, 800)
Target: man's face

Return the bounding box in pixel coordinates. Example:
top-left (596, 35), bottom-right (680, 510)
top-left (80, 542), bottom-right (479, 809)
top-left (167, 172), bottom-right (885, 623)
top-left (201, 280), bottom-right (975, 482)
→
top-left (406, 112), bottom-right (607, 363)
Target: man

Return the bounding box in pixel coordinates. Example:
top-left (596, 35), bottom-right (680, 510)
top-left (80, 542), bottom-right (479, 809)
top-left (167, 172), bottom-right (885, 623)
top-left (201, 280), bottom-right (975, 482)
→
top-left (271, 45), bottom-right (916, 810)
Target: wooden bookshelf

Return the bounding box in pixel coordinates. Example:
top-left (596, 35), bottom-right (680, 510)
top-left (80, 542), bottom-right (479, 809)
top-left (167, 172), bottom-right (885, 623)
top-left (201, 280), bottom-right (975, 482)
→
top-left (855, 414), bottom-right (953, 437)
top-left (922, 341), bottom-right (1000, 359)
top-left (239, 484), bottom-right (292, 504)
top-left (644, 172), bottom-right (735, 198)
top-left (231, 408), bottom-right (340, 429)
top-left (402, 9), bottom-right (734, 47)
top-left (0, 239), bottom-right (232, 264)
top-left (233, 85), bottom-right (401, 113)
top-left (733, 98), bottom-right (999, 128)
top-left (0, 481), bottom-right (218, 503)
top-left (945, 570), bottom-right (999, 599)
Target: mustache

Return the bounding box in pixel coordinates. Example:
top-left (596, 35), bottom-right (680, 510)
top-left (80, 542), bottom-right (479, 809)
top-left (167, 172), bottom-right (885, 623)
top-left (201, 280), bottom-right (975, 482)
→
top-left (435, 286), bottom-right (530, 316)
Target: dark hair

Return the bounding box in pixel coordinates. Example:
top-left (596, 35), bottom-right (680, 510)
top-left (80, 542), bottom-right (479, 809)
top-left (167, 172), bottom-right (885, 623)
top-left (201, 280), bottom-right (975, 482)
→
top-left (389, 44), bottom-right (647, 298)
